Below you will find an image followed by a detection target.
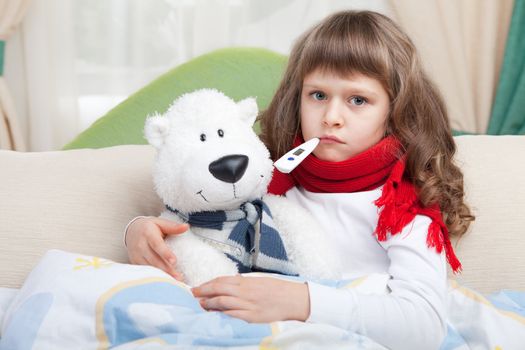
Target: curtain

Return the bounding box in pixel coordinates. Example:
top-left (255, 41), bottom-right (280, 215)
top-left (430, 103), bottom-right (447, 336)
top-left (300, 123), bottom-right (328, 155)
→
top-left (20, 0), bottom-right (78, 151)
top-left (487, 0), bottom-right (525, 135)
top-left (13, 0), bottom-right (392, 151)
top-left (0, 0), bottom-right (30, 151)
top-left (389, 0), bottom-right (514, 134)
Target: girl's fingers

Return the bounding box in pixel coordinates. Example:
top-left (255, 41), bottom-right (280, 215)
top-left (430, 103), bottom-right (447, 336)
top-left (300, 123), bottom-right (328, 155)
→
top-left (129, 253), bottom-right (148, 266)
top-left (142, 249), bottom-right (178, 277)
top-left (142, 247), bottom-right (184, 281)
top-left (128, 242), bottom-right (153, 265)
top-left (192, 277), bottom-right (242, 298)
top-left (153, 219), bottom-right (189, 236)
top-left (207, 275), bottom-right (243, 286)
top-left (200, 296), bottom-right (251, 312)
top-left (148, 231), bottom-right (177, 266)
top-left (172, 271), bottom-right (185, 282)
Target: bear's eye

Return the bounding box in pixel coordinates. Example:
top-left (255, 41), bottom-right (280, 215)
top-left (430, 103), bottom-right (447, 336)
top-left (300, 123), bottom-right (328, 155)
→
top-left (200, 134), bottom-right (206, 142)
top-left (217, 129), bottom-right (224, 137)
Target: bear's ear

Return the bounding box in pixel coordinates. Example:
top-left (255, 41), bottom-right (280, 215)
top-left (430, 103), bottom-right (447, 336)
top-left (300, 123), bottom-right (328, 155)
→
top-left (237, 97), bottom-right (258, 126)
top-left (144, 113), bottom-right (170, 149)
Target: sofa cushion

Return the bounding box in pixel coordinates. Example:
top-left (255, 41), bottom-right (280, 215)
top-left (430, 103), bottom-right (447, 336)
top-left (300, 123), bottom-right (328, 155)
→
top-left (0, 145), bottom-right (163, 288)
top-left (1, 136), bottom-right (524, 292)
top-left (452, 135), bottom-right (525, 292)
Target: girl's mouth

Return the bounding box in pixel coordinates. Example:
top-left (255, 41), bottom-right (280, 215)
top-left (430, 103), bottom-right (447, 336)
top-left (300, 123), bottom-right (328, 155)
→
top-left (320, 135), bottom-right (344, 144)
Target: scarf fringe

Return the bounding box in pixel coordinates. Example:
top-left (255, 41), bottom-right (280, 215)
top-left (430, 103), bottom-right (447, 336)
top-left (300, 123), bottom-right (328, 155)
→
top-left (374, 158), bottom-right (462, 273)
top-left (374, 171), bottom-right (417, 242)
top-left (427, 221), bottom-right (445, 253)
top-left (445, 238), bottom-right (463, 273)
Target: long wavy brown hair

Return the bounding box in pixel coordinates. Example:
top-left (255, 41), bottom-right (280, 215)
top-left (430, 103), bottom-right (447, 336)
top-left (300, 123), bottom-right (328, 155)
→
top-left (259, 10), bottom-right (474, 238)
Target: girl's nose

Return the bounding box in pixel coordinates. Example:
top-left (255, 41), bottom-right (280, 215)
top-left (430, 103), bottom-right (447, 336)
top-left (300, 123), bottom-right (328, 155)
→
top-left (322, 99), bottom-right (344, 127)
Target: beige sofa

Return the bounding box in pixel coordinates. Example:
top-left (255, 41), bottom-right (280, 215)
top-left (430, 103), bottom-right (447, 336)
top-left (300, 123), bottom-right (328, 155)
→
top-left (1, 135), bottom-right (524, 293)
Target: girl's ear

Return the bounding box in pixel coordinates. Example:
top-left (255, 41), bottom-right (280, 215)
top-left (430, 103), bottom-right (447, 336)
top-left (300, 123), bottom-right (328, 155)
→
top-left (144, 113), bottom-right (170, 149)
top-left (237, 97), bottom-right (258, 126)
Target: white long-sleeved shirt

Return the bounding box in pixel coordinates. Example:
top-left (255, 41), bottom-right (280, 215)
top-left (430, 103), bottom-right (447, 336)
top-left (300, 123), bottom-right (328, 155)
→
top-left (285, 186), bottom-right (447, 350)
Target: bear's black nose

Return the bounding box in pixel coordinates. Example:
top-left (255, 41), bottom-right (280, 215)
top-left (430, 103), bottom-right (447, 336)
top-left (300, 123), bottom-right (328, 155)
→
top-left (208, 155), bottom-right (249, 183)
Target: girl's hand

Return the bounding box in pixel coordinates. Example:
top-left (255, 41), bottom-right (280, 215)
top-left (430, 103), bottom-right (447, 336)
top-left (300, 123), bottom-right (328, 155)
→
top-left (192, 275), bottom-right (310, 323)
top-left (125, 217), bottom-right (188, 280)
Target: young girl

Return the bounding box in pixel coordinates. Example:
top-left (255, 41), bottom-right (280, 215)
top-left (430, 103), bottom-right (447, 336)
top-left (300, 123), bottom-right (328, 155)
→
top-left (125, 10), bottom-right (474, 349)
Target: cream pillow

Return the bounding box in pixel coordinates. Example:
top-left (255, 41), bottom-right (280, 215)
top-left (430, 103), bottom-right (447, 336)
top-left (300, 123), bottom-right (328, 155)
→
top-left (452, 135), bottom-right (525, 293)
top-left (0, 145), bottom-right (163, 288)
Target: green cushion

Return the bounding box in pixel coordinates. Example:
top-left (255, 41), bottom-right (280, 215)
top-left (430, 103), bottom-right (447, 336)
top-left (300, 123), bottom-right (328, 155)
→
top-left (63, 47), bottom-right (287, 149)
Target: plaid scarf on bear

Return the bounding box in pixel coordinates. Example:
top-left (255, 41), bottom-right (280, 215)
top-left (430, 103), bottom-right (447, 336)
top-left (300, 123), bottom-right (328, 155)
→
top-left (166, 199), bottom-right (298, 275)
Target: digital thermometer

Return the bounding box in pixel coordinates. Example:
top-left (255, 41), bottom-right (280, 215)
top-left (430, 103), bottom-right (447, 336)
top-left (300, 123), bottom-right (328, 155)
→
top-left (273, 137), bottom-right (320, 173)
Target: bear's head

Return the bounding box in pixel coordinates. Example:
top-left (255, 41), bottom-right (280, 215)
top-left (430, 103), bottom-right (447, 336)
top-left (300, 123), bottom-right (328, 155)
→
top-left (145, 89), bottom-right (273, 213)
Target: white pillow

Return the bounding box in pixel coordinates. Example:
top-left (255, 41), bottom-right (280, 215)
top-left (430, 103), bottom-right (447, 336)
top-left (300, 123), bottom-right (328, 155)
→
top-left (0, 145), bottom-right (164, 288)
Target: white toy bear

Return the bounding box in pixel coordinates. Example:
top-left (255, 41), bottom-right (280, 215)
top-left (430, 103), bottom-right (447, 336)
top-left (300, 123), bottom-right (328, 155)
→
top-left (145, 89), bottom-right (340, 286)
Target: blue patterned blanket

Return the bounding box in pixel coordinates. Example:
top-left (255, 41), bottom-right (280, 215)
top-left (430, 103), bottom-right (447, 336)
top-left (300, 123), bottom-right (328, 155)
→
top-left (1, 250), bottom-right (523, 349)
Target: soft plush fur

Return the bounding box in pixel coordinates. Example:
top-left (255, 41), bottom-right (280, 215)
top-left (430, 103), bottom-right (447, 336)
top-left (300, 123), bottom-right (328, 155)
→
top-left (145, 89), bottom-right (339, 286)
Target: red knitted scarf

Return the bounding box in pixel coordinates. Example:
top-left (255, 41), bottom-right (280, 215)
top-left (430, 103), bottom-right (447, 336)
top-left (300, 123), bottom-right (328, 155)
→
top-left (268, 136), bottom-right (462, 273)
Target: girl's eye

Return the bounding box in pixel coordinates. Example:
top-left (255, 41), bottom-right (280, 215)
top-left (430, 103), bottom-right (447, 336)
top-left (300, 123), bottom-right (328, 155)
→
top-left (200, 134), bottom-right (206, 142)
top-left (217, 129), bottom-right (224, 137)
top-left (350, 96), bottom-right (367, 106)
top-left (311, 91), bottom-right (327, 101)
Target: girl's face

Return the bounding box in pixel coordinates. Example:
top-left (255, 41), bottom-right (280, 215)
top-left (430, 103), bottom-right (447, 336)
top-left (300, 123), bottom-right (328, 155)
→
top-left (300, 68), bottom-right (390, 162)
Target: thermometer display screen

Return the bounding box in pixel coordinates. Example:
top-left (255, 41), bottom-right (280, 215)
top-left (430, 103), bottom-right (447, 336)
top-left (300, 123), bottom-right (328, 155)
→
top-left (293, 148), bottom-right (305, 156)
